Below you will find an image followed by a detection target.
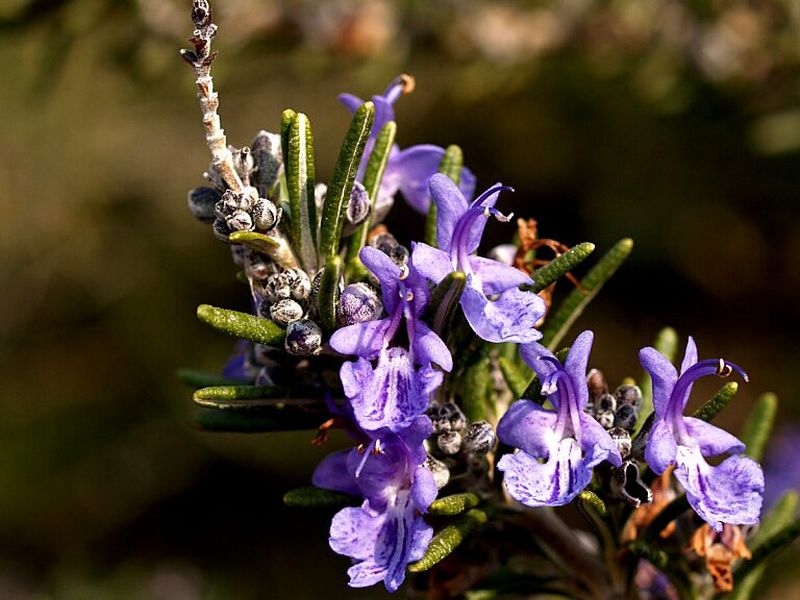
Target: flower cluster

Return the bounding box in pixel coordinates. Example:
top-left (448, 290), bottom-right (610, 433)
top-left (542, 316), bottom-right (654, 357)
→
top-left (180, 3), bottom-right (781, 597)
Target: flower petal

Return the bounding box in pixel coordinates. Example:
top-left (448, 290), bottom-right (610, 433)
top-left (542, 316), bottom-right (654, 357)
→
top-left (639, 347), bottom-right (678, 418)
top-left (564, 330), bottom-right (594, 410)
top-left (360, 246), bottom-right (402, 311)
top-left (411, 319), bottom-right (453, 372)
top-left (330, 317), bottom-right (392, 359)
top-left (371, 94), bottom-right (396, 134)
top-left (644, 418), bottom-right (678, 475)
top-left (498, 438), bottom-right (590, 506)
top-left (375, 490), bottom-right (432, 592)
top-left (384, 145), bottom-right (446, 214)
top-left (682, 417), bottom-right (746, 456)
top-left (468, 256), bottom-right (533, 295)
top-left (411, 466), bottom-right (438, 512)
top-left (312, 449), bottom-right (360, 496)
top-left (429, 172), bottom-right (469, 252)
top-left (462, 184), bottom-right (506, 255)
top-left (410, 242), bottom-right (453, 286)
top-left (496, 399), bottom-right (559, 457)
top-left (680, 336), bottom-right (698, 375)
top-left (460, 279), bottom-right (544, 343)
top-left (330, 502), bottom-right (384, 561)
top-left (399, 415), bottom-right (434, 466)
top-left (674, 447), bottom-right (764, 531)
top-left (580, 413), bottom-right (623, 468)
top-left (338, 92), bottom-right (365, 113)
top-left (339, 357), bottom-right (373, 398)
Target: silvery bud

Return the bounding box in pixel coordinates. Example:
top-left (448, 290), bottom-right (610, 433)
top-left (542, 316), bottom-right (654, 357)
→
top-left (424, 455), bottom-right (450, 490)
top-left (215, 189), bottom-right (249, 219)
top-left (264, 273), bottom-right (292, 303)
top-left (614, 404), bottom-right (638, 432)
top-left (338, 283), bottom-right (383, 326)
top-left (596, 393), bottom-right (617, 413)
top-left (270, 298), bottom-right (305, 326)
top-left (212, 218), bottom-right (231, 242)
top-left (187, 186), bottom-right (220, 223)
top-left (437, 430), bottom-right (462, 455)
top-left (608, 426), bottom-right (632, 459)
top-left (597, 409), bottom-right (615, 430)
top-left (346, 181), bottom-right (370, 226)
top-left (285, 319), bottom-right (322, 356)
top-left (614, 383), bottom-right (643, 409)
top-left (250, 131), bottom-right (283, 193)
top-left (283, 268), bottom-right (312, 302)
top-left (252, 198), bottom-right (280, 231)
top-left (226, 210), bottom-right (254, 232)
top-left (463, 421), bottom-right (496, 455)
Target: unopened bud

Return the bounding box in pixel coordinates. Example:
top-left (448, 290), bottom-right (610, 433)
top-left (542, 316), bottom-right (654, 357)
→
top-left (212, 218), bottom-right (231, 242)
top-left (338, 283), bottom-right (383, 326)
top-left (614, 404), bottom-right (638, 432)
top-left (264, 273), bottom-right (292, 303)
top-left (250, 130), bottom-right (283, 192)
top-left (597, 393), bottom-right (616, 413)
top-left (587, 368), bottom-right (608, 402)
top-left (437, 430), bottom-right (462, 455)
top-left (252, 198), bottom-right (280, 231)
top-left (284, 319), bottom-right (323, 356)
top-left (346, 181), bottom-right (370, 226)
top-left (608, 427), bottom-right (632, 459)
top-left (614, 383), bottom-right (643, 409)
top-left (215, 189), bottom-right (248, 219)
top-left (463, 421), bottom-right (496, 455)
top-left (596, 409), bottom-right (615, 429)
top-left (270, 298), bottom-right (305, 326)
top-left (187, 186), bottom-right (220, 223)
top-left (283, 268), bottom-right (312, 302)
top-left (424, 454), bottom-right (450, 489)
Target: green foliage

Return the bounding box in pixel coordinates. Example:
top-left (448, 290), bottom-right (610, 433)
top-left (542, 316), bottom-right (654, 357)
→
top-left (318, 255), bottom-right (343, 332)
top-left (428, 493), bottom-right (481, 516)
top-left (282, 110), bottom-right (318, 271)
top-left (741, 393), bottom-right (778, 462)
top-left (407, 509), bottom-right (488, 573)
top-left (283, 486), bottom-right (357, 508)
top-left (528, 242), bottom-right (595, 293)
top-left (196, 304), bottom-right (285, 346)
top-left (693, 382), bottom-right (738, 422)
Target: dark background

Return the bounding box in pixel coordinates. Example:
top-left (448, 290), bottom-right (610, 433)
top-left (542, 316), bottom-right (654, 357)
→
top-left (1, 1), bottom-right (799, 597)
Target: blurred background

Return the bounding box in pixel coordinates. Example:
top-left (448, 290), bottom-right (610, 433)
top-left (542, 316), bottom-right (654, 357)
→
top-left (1, 0), bottom-right (799, 598)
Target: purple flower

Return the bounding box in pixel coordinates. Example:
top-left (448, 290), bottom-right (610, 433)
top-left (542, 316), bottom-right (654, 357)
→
top-left (312, 416), bottom-right (437, 593)
top-left (640, 337), bottom-right (764, 531)
top-left (412, 174), bottom-right (546, 343)
top-left (340, 76), bottom-right (476, 214)
top-left (331, 246), bottom-right (452, 432)
top-left (496, 331), bottom-right (622, 506)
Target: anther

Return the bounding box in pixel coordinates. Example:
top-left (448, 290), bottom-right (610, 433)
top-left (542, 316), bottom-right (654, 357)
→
top-left (717, 359), bottom-right (733, 378)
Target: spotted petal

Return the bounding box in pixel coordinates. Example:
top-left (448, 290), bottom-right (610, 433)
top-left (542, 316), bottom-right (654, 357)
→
top-left (683, 417), bottom-right (745, 457)
top-left (460, 278), bottom-right (544, 343)
top-left (496, 400), bottom-right (559, 458)
top-left (330, 502), bottom-right (384, 562)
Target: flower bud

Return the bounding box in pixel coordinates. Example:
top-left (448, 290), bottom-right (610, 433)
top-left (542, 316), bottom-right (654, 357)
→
top-left (187, 186), bottom-right (220, 223)
top-left (283, 268), bottom-right (312, 302)
top-left (225, 210), bottom-right (253, 232)
top-left (437, 430), bottom-right (462, 455)
top-left (284, 319), bottom-right (323, 356)
top-left (424, 454), bottom-right (450, 489)
top-left (250, 130), bottom-right (283, 192)
top-left (252, 198), bottom-right (280, 231)
top-left (463, 421), bottom-right (496, 455)
top-left (263, 273), bottom-right (292, 303)
top-left (614, 404), bottom-right (638, 432)
top-left (614, 383), bottom-right (643, 409)
top-left (212, 218), bottom-right (231, 242)
top-left (370, 232), bottom-right (409, 267)
top-left (587, 368), bottom-right (608, 402)
top-left (338, 283), bottom-right (383, 326)
top-left (270, 298), bottom-right (305, 326)
top-left (596, 393), bottom-right (616, 413)
top-left (608, 426), bottom-right (632, 459)
top-left (596, 409), bottom-right (615, 429)
top-left (215, 189), bottom-right (249, 219)
top-left (346, 181), bottom-right (370, 226)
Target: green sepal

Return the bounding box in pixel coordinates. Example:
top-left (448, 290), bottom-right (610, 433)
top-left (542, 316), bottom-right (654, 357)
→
top-left (407, 509), bottom-right (488, 573)
top-left (318, 255), bottom-right (343, 333)
top-left (636, 326), bottom-right (679, 430)
top-left (283, 486), bottom-right (358, 508)
top-left (196, 304), bottom-right (285, 346)
top-left (227, 231), bottom-right (298, 270)
top-left (177, 368), bottom-right (248, 389)
top-left (728, 491), bottom-right (800, 599)
top-left (428, 493), bottom-right (481, 516)
top-left (498, 356), bottom-right (530, 399)
top-left (425, 144), bottom-right (463, 247)
top-left (528, 242), bottom-right (595, 293)
top-left (741, 392), bottom-right (778, 462)
top-left (541, 238), bottom-right (633, 350)
top-left (426, 271), bottom-right (467, 335)
top-left (345, 120), bottom-right (397, 281)
top-left (284, 111), bottom-right (318, 271)
top-left (320, 101), bottom-right (375, 259)
top-left (692, 382), bottom-right (738, 422)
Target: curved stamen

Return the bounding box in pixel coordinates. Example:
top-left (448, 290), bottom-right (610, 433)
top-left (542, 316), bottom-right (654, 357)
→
top-left (383, 74), bottom-right (414, 104)
top-left (355, 439), bottom-right (377, 478)
top-left (450, 185), bottom-right (514, 271)
top-left (671, 359), bottom-right (748, 416)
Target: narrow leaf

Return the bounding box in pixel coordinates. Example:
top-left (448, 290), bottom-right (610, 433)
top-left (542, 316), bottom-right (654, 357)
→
top-left (426, 145), bottom-right (463, 247)
top-left (285, 111), bottom-right (318, 271)
top-left (741, 393), bottom-right (778, 462)
top-left (693, 382), bottom-right (739, 422)
top-left (529, 242), bottom-right (595, 293)
top-left (733, 518), bottom-right (800, 582)
top-left (283, 486), bottom-right (358, 508)
top-left (577, 490), bottom-right (608, 518)
top-left (318, 255), bottom-right (343, 332)
top-left (177, 368), bottom-right (248, 389)
top-left (320, 101), bottom-right (375, 259)
top-left (498, 356), bottom-right (530, 399)
top-left (345, 121), bottom-right (397, 281)
top-left (191, 405), bottom-right (323, 432)
top-left (462, 354), bottom-right (493, 422)
top-left (541, 238), bottom-right (633, 350)
top-left (227, 231), bottom-right (298, 270)
top-left (426, 271), bottom-right (467, 335)
top-left (428, 493), bottom-right (481, 516)
top-left (192, 385), bottom-right (306, 408)
top-left (196, 304), bottom-right (285, 346)
top-left (407, 509), bottom-right (488, 573)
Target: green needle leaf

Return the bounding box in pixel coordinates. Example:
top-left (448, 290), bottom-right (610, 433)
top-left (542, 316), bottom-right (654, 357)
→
top-left (192, 385), bottom-right (297, 408)
top-left (692, 382), bottom-right (739, 422)
top-left (408, 509), bottom-right (488, 573)
top-left (541, 238), bottom-right (633, 350)
top-left (320, 101), bottom-right (375, 259)
top-left (284, 111), bottom-right (318, 271)
top-left (577, 490), bottom-right (608, 518)
top-left (733, 518), bottom-right (800, 583)
top-left (428, 493), bottom-right (481, 516)
top-left (196, 304), bottom-right (285, 346)
top-left (462, 354), bottom-right (493, 422)
top-left (528, 242), bottom-right (595, 293)
top-left (318, 255), bottom-right (343, 332)
top-left (283, 486), bottom-right (358, 508)
top-left (345, 121), bottom-right (397, 281)
top-left (741, 392), bottom-right (778, 462)
top-left (498, 356), bottom-right (529, 399)
top-left (426, 145), bottom-right (463, 247)
top-left (426, 271), bottom-right (467, 335)
top-left (227, 231), bottom-right (298, 270)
